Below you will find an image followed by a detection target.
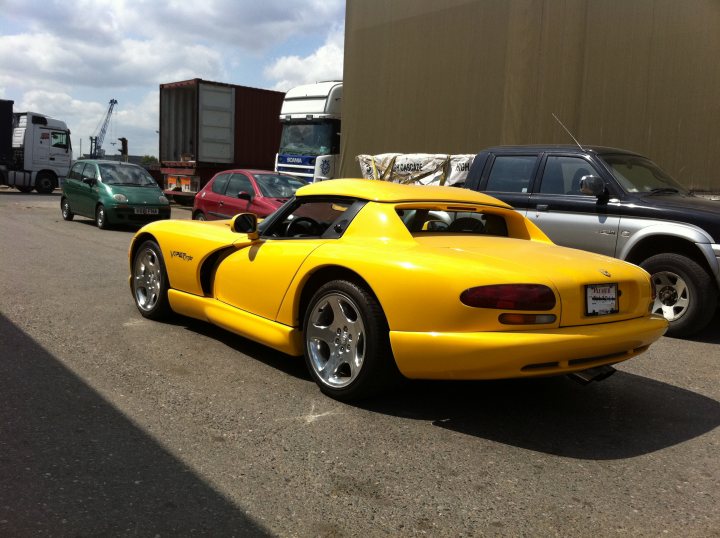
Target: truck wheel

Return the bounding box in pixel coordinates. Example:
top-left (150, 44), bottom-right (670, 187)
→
top-left (16, 186), bottom-right (33, 193)
top-left (303, 280), bottom-right (400, 401)
top-left (35, 172), bottom-right (56, 194)
top-left (61, 197), bottom-right (74, 221)
top-left (641, 253), bottom-right (717, 338)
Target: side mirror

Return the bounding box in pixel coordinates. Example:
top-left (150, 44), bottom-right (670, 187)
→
top-left (237, 191), bottom-right (253, 201)
top-left (231, 212), bottom-right (259, 240)
top-left (82, 177), bottom-right (95, 186)
top-left (580, 175), bottom-right (605, 197)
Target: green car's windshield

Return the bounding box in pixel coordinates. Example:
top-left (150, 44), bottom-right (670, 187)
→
top-left (278, 120), bottom-right (340, 156)
top-left (599, 155), bottom-right (688, 194)
top-left (99, 163), bottom-right (157, 187)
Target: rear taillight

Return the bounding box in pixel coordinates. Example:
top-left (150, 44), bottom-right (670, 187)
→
top-left (460, 284), bottom-right (556, 311)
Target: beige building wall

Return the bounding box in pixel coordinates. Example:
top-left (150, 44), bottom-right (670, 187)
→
top-left (341, 0), bottom-right (720, 192)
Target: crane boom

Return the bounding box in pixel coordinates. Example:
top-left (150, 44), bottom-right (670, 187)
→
top-left (89, 99), bottom-right (118, 158)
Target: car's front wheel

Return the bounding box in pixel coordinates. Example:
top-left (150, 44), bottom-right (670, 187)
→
top-left (96, 204), bottom-right (109, 229)
top-left (61, 197), bottom-right (74, 221)
top-left (303, 280), bottom-right (399, 401)
top-left (193, 211), bottom-right (206, 221)
top-left (641, 253), bottom-right (717, 337)
top-left (132, 240), bottom-right (172, 320)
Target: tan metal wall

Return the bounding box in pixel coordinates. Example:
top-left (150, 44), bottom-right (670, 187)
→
top-left (341, 0), bottom-right (720, 191)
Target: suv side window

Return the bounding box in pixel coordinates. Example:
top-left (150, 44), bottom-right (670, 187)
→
top-left (485, 156), bottom-right (536, 193)
top-left (539, 156), bottom-right (599, 195)
top-left (211, 173), bottom-right (231, 195)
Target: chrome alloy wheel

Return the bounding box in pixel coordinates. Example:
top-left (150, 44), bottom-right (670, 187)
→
top-left (651, 270), bottom-right (689, 321)
top-left (306, 292), bottom-right (366, 389)
top-left (133, 247), bottom-right (163, 312)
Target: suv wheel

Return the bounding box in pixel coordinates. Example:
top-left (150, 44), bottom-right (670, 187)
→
top-left (641, 253), bottom-right (717, 337)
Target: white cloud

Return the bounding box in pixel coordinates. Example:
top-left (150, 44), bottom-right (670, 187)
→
top-left (1, 1), bottom-right (346, 158)
top-left (264, 24), bottom-right (344, 91)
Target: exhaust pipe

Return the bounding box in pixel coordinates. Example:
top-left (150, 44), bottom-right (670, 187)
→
top-left (568, 365), bottom-right (616, 385)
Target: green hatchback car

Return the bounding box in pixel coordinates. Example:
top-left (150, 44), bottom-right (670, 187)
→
top-left (61, 160), bottom-right (171, 229)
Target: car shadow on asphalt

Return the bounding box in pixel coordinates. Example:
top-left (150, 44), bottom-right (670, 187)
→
top-left (362, 374), bottom-right (720, 460)
top-left (677, 310), bottom-right (720, 344)
top-left (0, 313), bottom-right (272, 536)
top-left (177, 319), bottom-right (720, 462)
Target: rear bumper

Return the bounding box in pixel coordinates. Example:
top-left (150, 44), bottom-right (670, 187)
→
top-left (389, 315), bottom-right (668, 380)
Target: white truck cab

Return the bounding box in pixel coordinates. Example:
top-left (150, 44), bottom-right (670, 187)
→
top-left (1, 105), bottom-right (72, 193)
top-left (275, 81), bottom-right (342, 182)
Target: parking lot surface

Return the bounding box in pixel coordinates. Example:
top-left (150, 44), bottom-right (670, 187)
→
top-left (1, 191), bottom-right (718, 536)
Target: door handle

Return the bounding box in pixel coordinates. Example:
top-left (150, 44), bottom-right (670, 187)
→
top-left (536, 204), bottom-right (549, 211)
top-left (49, 157), bottom-right (55, 161)
top-left (218, 201), bottom-right (224, 206)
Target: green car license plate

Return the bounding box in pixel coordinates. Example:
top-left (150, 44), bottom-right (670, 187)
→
top-left (134, 207), bottom-right (159, 215)
top-left (585, 283), bottom-right (618, 316)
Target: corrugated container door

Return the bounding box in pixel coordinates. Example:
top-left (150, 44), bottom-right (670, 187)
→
top-left (198, 83), bottom-right (235, 163)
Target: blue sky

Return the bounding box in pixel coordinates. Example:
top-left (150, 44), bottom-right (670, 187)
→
top-left (0, 0), bottom-right (345, 157)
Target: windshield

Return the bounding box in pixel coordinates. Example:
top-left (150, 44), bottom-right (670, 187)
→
top-left (278, 120), bottom-right (340, 156)
top-left (99, 163), bottom-right (157, 186)
top-left (254, 173), bottom-right (298, 198)
top-left (600, 154), bottom-right (687, 194)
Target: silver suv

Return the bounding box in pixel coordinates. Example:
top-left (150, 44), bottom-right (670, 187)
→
top-left (466, 145), bottom-right (720, 337)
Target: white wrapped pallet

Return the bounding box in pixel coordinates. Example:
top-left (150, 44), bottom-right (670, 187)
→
top-left (356, 153), bottom-right (474, 185)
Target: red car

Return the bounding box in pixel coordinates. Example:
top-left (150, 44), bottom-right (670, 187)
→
top-left (192, 169), bottom-right (301, 220)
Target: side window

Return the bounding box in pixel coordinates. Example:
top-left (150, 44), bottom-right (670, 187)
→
top-left (84, 164), bottom-right (98, 181)
top-left (51, 131), bottom-right (68, 149)
top-left (211, 173), bottom-right (231, 195)
top-left (68, 162), bottom-right (86, 180)
top-left (225, 174), bottom-right (253, 198)
top-left (265, 199), bottom-right (355, 238)
top-left (485, 156), bottom-right (536, 193)
top-left (540, 156), bottom-right (599, 195)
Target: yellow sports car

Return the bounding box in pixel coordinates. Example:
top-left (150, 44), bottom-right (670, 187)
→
top-left (129, 179), bottom-right (667, 401)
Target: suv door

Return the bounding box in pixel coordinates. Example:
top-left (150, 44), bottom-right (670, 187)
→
top-left (526, 154), bottom-right (620, 256)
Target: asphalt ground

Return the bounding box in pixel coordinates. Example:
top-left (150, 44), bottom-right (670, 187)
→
top-left (1, 190), bottom-right (718, 537)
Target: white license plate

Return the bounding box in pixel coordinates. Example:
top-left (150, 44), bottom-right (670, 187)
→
top-left (134, 207), bottom-right (159, 215)
top-left (585, 283), bottom-right (619, 316)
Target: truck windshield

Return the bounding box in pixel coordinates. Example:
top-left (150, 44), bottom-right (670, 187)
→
top-left (279, 120), bottom-right (339, 157)
top-left (600, 154), bottom-right (688, 194)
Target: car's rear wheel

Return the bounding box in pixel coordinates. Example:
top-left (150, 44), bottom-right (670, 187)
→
top-left (193, 211), bottom-right (206, 221)
top-left (641, 253), bottom-right (717, 337)
top-left (61, 197), bottom-right (74, 221)
top-left (96, 204), bottom-right (109, 229)
top-left (132, 240), bottom-right (172, 320)
top-left (303, 280), bottom-right (399, 401)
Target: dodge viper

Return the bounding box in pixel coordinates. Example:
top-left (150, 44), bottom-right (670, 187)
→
top-left (129, 179), bottom-right (667, 401)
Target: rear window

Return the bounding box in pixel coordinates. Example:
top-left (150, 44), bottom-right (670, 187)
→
top-left (397, 208), bottom-right (508, 236)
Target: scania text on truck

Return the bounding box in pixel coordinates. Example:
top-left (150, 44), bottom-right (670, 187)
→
top-left (275, 81), bottom-right (341, 182)
top-left (0, 99), bottom-right (72, 193)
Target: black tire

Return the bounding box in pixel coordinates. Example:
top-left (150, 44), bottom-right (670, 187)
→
top-left (302, 280), bottom-right (400, 401)
top-left (16, 185), bottom-right (33, 193)
top-left (35, 172), bottom-right (56, 194)
top-left (131, 240), bottom-right (172, 320)
top-left (641, 253), bottom-right (717, 338)
top-left (96, 204), bottom-right (109, 229)
top-left (61, 197), bottom-right (74, 221)
top-left (193, 211), bottom-right (206, 221)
